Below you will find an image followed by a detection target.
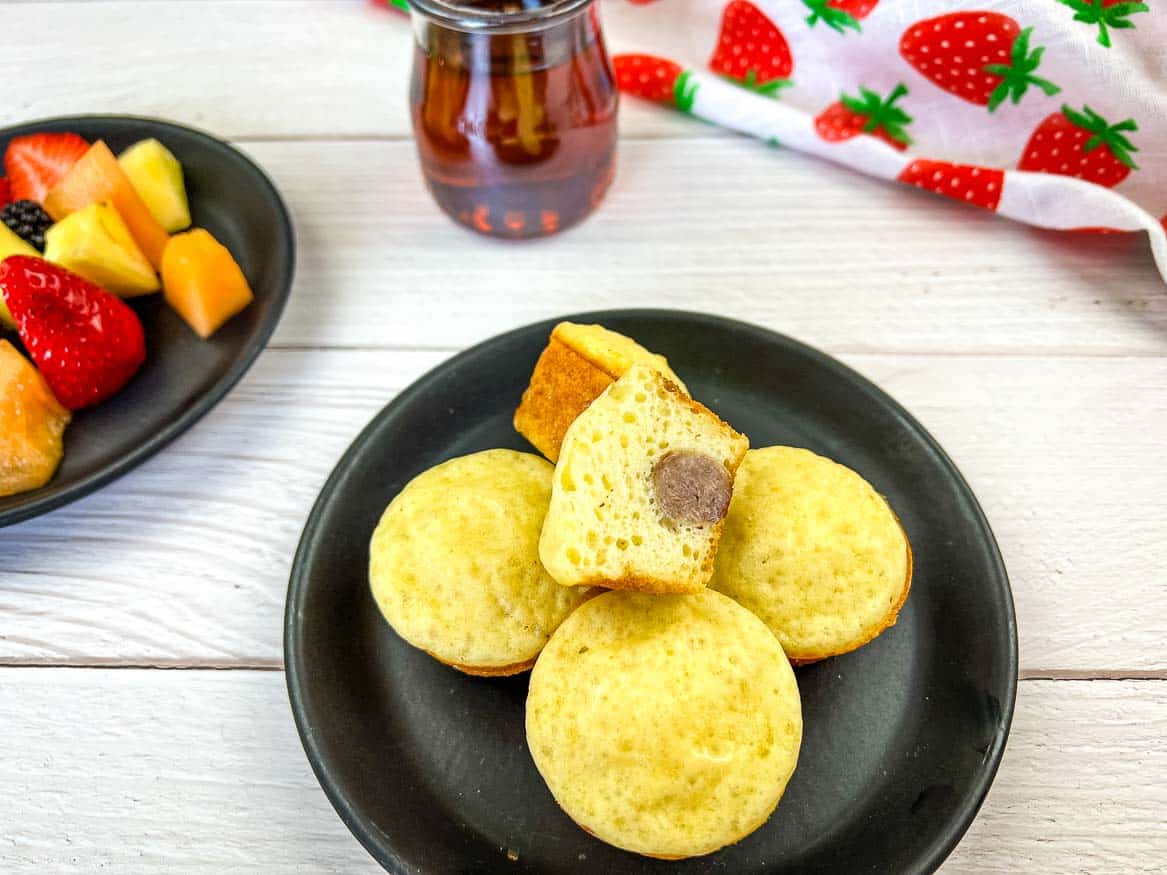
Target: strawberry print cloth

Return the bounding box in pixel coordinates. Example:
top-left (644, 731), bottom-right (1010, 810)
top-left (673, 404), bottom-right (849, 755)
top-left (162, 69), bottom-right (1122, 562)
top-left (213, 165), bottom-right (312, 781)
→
top-left (610, 0), bottom-right (1167, 282)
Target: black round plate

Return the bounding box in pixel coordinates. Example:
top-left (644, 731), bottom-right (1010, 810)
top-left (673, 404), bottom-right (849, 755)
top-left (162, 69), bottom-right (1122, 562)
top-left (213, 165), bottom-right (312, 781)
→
top-left (0, 115), bottom-right (294, 527)
top-left (286, 311), bottom-right (1017, 874)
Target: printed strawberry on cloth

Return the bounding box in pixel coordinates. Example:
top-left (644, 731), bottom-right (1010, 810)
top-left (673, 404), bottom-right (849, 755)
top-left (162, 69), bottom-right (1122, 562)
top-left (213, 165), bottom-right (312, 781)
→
top-left (610, 0), bottom-right (1167, 282)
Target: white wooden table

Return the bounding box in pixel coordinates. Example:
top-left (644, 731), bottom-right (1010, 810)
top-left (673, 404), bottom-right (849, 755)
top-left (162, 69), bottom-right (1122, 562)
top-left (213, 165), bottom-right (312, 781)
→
top-left (2, 2), bottom-right (1165, 871)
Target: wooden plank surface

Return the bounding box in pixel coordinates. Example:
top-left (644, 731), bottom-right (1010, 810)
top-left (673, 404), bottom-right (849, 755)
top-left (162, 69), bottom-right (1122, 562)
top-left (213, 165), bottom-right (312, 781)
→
top-left (1, 669), bottom-right (1163, 873)
top-left (0, 0), bottom-right (703, 141)
top-left (242, 138), bottom-right (1167, 356)
top-left (3, 1), bottom-right (1165, 871)
top-left (2, 349), bottom-right (1163, 671)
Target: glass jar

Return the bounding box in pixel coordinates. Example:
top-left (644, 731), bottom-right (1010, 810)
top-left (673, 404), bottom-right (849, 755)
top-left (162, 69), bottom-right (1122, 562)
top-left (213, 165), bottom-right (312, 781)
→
top-left (408, 0), bottom-right (618, 239)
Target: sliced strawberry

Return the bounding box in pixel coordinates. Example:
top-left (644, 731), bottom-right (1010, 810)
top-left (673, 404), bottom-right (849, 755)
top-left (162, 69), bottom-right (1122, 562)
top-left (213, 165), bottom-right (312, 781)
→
top-left (814, 84), bottom-right (913, 150)
top-left (900, 13), bottom-right (1060, 112)
top-left (802, 0), bottom-right (879, 33)
top-left (0, 178), bottom-right (10, 210)
top-left (0, 256), bottom-right (145, 410)
top-left (4, 133), bottom-right (90, 204)
top-left (709, 1), bottom-right (794, 96)
top-left (1018, 105), bottom-right (1138, 189)
top-left (613, 55), bottom-right (699, 112)
top-left (897, 159), bottom-right (1005, 211)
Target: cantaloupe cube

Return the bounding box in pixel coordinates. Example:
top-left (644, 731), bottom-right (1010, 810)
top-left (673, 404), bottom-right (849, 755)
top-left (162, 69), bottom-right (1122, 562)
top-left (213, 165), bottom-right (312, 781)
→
top-left (0, 225), bottom-right (39, 328)
top-left (161, 229), bottom-right (254, 339)
top-left (44, 202), bottom-right (160, 297)
top-left (0, 339), bottom-right (70, 498)
top-left (43, 141), bottom-right (170, 270)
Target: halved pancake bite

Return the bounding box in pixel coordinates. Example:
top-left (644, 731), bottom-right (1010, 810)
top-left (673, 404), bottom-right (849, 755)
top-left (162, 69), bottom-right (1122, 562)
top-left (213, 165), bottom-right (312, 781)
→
top-left (711, 446), bottom-right (913, 662)
top-left (539, 364), bottom-right (748, 594)
top-left (526, 589), bottom-right (803, 860)
top-left (514, 322), bottom-right (688, 463)
top-left (368, 449), bottom-right (591, 676)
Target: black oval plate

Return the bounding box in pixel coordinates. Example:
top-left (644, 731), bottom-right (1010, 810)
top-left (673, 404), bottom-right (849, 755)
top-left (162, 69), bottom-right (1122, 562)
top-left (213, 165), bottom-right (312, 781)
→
top-left (0, 115), bottom-right (294, 527)
top-left (286, 311), bottom-right (1017, 874)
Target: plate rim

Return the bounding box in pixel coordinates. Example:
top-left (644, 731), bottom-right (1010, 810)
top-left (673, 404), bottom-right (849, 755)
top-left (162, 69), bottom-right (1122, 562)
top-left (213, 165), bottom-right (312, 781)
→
top-left (284, 309), bottom-right (1018, 874)
top-left (0, 113), bottom-right (296, 527)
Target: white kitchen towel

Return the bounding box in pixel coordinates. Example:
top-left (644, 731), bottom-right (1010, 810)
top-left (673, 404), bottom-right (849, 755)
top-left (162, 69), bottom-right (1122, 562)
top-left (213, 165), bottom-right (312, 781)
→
top-left (610, 0), bottom-right (1167, 281)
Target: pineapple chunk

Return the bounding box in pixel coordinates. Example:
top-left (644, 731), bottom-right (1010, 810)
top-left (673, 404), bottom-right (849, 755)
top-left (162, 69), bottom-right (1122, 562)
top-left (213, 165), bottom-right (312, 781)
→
top-left (119, 139), bottom-right (192, 233)
top-left (0, 340), bottom-right (70, 498)
top-left (44, 203), bottom-right (160, 298)
top-left (162, 229), bottom-right (254, 339)
top-left (0, 224), bottom-right (39, 328)
top-left (44, 141), bottom-right (170, 269)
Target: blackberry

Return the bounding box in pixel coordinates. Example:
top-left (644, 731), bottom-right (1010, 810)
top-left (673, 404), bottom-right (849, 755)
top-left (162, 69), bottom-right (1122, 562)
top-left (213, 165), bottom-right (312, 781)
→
top-left (1, 200), bottom-right (54, 251)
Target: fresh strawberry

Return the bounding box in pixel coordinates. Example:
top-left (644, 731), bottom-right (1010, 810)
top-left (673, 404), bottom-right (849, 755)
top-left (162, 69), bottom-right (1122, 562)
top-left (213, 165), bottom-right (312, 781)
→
top-left (0, 256), bottom-right (145, 410)
top-left (709, 1), bottom-right (794, 96)
top-left (815, 84), bottom-right (913, 150)
top-left (1018, 105), bottom-right (1138, 188)
top-left (802, 0), bottom-right (879, 34)
top-left (1057, 0), bottom-right (1149, 48)
top-left (897, 159), bottom-right (1005, 211)
top-left (900, 12), bottom-right (1060, 112)
top-left (4, 133), bottom-right (90, 203)
top-left (0, 178), bottom-right (10, 210)
top-left (613, 55), bottom-right (699, 112)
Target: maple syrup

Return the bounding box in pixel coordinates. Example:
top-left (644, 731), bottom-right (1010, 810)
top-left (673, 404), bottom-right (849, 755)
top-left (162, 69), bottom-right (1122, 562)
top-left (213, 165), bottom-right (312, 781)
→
top-left (409, 0), bottom-right (618, 238)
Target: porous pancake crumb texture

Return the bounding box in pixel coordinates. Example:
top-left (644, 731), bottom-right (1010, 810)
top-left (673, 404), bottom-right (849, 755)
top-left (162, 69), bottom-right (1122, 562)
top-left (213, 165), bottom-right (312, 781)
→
top-left (526, 589), bottom-right (802, 859)
top-left (368, 449), bottom-right (591, 672)
top-left (540, 365), bottom-right (748, 594)
top-left (711, 446), bottom-right (911, 660)
top-left (514, 322), bottom-right (688, 464)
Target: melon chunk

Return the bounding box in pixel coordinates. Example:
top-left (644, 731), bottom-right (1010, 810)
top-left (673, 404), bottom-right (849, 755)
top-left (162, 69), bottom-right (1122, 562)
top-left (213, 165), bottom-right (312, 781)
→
top-left (0, 339), bottom-right (70, 498)
top-left (44, 202), bottom-right (160, 297)
top-left (119, 139), bottom-right (192, 233)
top-left (161, 229), bottom-right (254, 339)
top-left (43, 141), bottom-right (170, 269)
top-left (0, 226), bottom-right (39, 327)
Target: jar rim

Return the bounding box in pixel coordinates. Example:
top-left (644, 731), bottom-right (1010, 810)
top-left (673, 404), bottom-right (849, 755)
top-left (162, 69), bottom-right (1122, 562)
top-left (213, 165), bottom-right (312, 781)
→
top-left (407, 0), bottom-right (595, 32)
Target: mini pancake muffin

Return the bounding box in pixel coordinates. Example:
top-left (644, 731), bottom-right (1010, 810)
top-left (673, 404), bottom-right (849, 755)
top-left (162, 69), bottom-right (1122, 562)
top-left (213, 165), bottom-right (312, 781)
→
top-left (539, 364), bottom-right (749, 595)
top-left (514, 322), bottom-right (688, 464)
top-left (526, 589), bottom-right (802, 859)
top-left (710, 446), bottom-right (912, 663)
top-left (368, 449), bottom-right (591, 676)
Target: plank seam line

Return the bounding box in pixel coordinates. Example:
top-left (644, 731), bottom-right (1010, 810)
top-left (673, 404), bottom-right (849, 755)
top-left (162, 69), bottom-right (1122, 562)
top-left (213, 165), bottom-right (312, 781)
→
top-left (0, 662), bottom-right (1163, 679)
top-left (1020, 670), bottom-right (1167, 681)
top-left (0, 661), bottom-right (283, 671)
top-left (263, 343), bottom-right (1167, 360)
top-left (229, 133), bottom-right (729, 145)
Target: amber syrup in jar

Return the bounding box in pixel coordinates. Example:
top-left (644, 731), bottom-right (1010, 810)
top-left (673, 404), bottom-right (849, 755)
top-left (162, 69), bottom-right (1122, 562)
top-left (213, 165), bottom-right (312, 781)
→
top-left (409, 0), bottom-right (617, 238)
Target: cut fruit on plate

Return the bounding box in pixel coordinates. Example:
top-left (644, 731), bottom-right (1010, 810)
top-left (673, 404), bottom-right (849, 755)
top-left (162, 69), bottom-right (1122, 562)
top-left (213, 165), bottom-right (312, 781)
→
top-left (0, 339), bottom-right (70, 498)
top-left (0, 224), bottom-right (39, 327)
top-left (0, 256), bottom-right (146, 410)
top-left (3, 132), bottom-right (89, 203)
top-left (44, 141), bottom-right (170, 269)
top-left (44, 202), bottom-right (160, 298)
top-left (162, 228), bottom-right (254, 339)
top-left (119, 138), bottom-right (192, 233)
